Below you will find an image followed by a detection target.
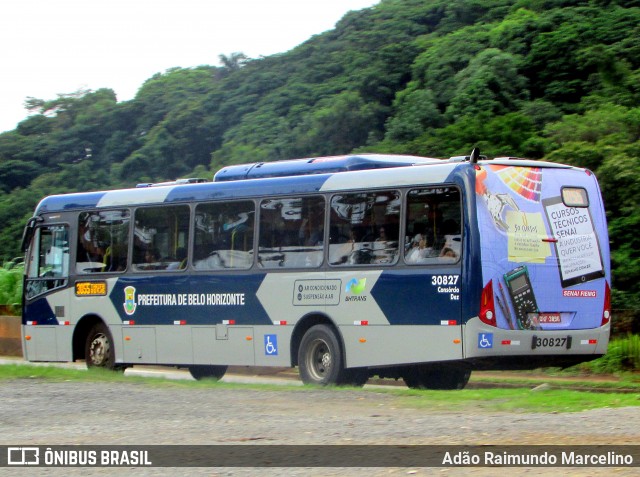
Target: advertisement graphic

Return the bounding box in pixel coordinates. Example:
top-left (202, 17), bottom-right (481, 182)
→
top-left (476, 165), bottom-right (609, 331)
top-left (503, 266), bottom-right (539, 330)
top-left (505, 211), bottom-right (550, 263)
top-left (542, 196), bottom-right (605, 287)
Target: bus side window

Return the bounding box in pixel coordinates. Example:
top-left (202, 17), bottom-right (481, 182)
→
top-left (133, 205), bottom-right (190, 271)
top-left (77, 210), bottom-right (130, 274)
top-left (257, 196), bottom-right (325, 269)
top-left (329, 191), bottom-right (400, 266)
top-left (193, 201), bottom-right (255, 270)
top-left (405, 188), bottom-right (461, 264)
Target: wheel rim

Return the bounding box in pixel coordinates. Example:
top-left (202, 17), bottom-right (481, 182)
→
top-left (89, 333), bottom-right (109, 366)
top-left (306, 338), bottom-right (332, 381)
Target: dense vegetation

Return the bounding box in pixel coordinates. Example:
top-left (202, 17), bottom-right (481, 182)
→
top-left (0, 0), bottom-right (638, 326)
top-left (0, 260), bottom-right (22, 313)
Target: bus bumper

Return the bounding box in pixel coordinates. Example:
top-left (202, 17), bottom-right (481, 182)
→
top-left (462, 317), bottom-right (610, 368)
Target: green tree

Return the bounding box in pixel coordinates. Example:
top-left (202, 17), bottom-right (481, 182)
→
top-left (597, 153), bottom-right (640, 319)
top-left (218, 52), bottom-right (249, 72)
top-left (292, 92), bottom-right (382, 157)
top-left (384, 87), bottom-right (443, 142)
top-left (446, 48), bottom-right (528, 121)
top-left (0, 160), bottom-right (40, 192)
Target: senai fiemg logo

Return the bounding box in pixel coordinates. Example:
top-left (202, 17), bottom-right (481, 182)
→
top-left (345, 278), bottom-right (367, 302)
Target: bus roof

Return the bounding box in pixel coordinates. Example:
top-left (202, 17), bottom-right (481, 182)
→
top-left (33, 155), bottom-right (577, 215)
top-left (212, 154), bottom-right (442, 182)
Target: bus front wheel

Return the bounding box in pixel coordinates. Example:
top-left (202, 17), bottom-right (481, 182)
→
top-left (188, 365), bottom-right (228, 381)
top-left (298, 324), bottom-right (346, 386)
top-left (85, 322), bottom-right (121, 371)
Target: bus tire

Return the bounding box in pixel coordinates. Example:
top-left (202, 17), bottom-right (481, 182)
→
top-left (403, 365), bottom-right (471, 390)
top-left (298, 324), bottom-right (345, 386)
top-left (342, 367), bottom-right (369, 387)
top-left (429, 366), bottom-right (471, 390)
top-left (85, 322), bottom-right (121, 371)
top-left (188, 365), bottom-right (228, 381)
top-left (402, 367), bottom-right (424, 389)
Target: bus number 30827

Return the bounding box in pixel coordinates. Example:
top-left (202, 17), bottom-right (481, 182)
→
top-left (432, 275), bottom-right (460, 286)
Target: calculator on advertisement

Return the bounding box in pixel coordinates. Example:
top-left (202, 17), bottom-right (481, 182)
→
top-left (503, 266), bottom-right (539, 330)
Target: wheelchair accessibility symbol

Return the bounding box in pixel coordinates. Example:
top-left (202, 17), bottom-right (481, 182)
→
top-left (478, 333), bottom-right (493, 349)
top-left (264, 334), bottom-right (278, 356)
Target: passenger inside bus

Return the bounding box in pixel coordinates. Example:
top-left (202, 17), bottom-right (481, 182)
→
top-left (405, 233), bottom-right (427, 263)
top-left (375, 227), bottom-right (388, 242)
top-left (135, 247), bottom-right (160, 270)
top-left (404, 189), bottom-right (461, 264)
top-left (440, 247), bottom-right (458, 258)
top-left (77, 221), bottom-right (106, 271)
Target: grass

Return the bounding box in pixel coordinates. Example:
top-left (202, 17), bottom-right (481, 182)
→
top-left (2, 363), bottom-right (639, 414)
top-left (0, 363), bottom-right (135, 383)
top-left (470, 370), bottom-right (640, 391)
top-left (387, 387), bottom-right (640, 413)
top-left (0, 363), bottom-right (303, 392)
top-left (573, 333), bottom-right (640, 374)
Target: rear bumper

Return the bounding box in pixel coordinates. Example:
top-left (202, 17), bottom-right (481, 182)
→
top-left (463, 317), bottom-right (610, 366)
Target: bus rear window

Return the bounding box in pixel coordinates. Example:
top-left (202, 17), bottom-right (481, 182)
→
top-left (562, 187), bottom-right (589, 207)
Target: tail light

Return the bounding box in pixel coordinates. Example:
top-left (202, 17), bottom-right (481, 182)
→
top-left (601, 281), bottom-right (611, 326)
top-left (480, 280), bottom-right (497, 327)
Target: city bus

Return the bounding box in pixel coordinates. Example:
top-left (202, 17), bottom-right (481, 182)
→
top-left (20, 152), bottom-right (611, 389)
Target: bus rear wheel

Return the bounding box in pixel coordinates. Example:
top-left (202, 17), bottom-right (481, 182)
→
top-left (85, 322), bottom-right (120, 370)
top-left (188, 365), bottom-right (228, 381)
top-left (403, 365), bottom-right (471, 390)
top-left (298, 324), bottom-right (347, 386)
top-left (342, 368), bottom-right (369, 387)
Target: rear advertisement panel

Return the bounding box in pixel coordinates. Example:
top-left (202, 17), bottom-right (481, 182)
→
top-left (475, 164), bottom-right (610, 331)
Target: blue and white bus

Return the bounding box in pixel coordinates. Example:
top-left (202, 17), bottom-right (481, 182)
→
top-left (20, 152), bottom-right (611, 389)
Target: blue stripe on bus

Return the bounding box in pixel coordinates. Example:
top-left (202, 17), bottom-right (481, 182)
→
top-left (34, 163), bottom-right (465, 215)
top-left (371, 269), bottom-right (462, 326)
top-left (110, 274), bottom-right (271, 326)
top-left (36, 175), bottom-right (333, 214)
top-left (23, 298), bottom-right (58, 326)
top-left (163, 174), bottom-right (331, 203)
top-left (36, 191), bottom-right (108, 214)
top-left (109, 269), bottom-right (466, 327)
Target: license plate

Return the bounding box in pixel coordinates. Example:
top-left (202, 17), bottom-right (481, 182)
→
top-left (536, 313), bottom-right (561, 324)
top-left (531, 335), bottom-right (572, 350)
